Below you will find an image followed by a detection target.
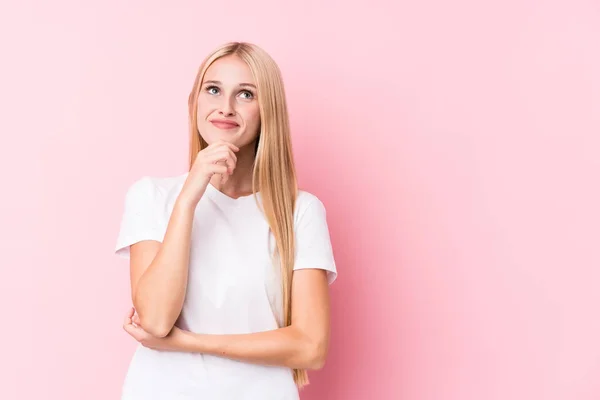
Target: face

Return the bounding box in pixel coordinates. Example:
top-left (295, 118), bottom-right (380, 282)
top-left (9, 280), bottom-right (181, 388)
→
top-left (196, 55), bottom-right (261, 148)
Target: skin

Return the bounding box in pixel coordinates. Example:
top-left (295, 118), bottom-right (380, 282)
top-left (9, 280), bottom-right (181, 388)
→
top-left (196, 54), bottom-right (261, 198)
top-left (123, 55), bottom-right (331, 371)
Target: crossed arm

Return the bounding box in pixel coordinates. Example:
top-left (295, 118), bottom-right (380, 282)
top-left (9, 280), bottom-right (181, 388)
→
top-left (126, 198), bottom-right (332, 371)
top-left (126, 244), bottom-right (331, 370)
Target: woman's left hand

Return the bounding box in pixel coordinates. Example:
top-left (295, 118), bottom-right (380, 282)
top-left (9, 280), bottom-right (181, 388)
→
top-left (122, 307), bottom-right (186, 351)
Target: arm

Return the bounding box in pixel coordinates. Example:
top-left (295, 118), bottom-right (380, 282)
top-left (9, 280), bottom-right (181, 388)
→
top-left (131, 197), bottom-right (196, 338)
top-left (176, 268), bottom-right (331, 370)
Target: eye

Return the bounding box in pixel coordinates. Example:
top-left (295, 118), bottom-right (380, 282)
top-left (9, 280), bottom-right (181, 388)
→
top-left (239, 90), bottom-right (254, 100)
top-left (205, 85), bottom-right (219, 95)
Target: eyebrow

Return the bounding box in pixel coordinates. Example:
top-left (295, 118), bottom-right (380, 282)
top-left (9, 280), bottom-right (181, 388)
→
top-left (203, 80), bottom-right (257, 89)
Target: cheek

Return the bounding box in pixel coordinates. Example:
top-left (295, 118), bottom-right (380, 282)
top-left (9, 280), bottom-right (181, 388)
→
top-left (244, 105), bottom-right (261, 127)
top-left (196, 97), bottom-right (210, 118)
top-left (197, 93), bottom-right (221, 117)
top-left (195, 99), bottom-right (213, 135)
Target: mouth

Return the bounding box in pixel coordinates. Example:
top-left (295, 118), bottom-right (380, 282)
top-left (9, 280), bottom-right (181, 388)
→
top-left (210, 119), bottom-right (240, 130)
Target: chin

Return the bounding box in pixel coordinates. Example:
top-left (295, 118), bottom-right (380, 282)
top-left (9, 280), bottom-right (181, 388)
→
top-left (201, 129), bottom-right (235, 142)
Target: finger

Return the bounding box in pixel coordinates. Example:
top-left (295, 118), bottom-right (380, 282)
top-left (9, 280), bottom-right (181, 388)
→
top-left (123, 319), bottom-right (134, 333)
top-left (217, 140), bottom-right (240, 152)
top-left (210, 164), bottom-right (229, 183)
top-left (224, 154), bottom-right (236, 175)
top-left (123, 307), bottom-right (134, 325)
top-left (205, 145), bottom-right (238, 164)
top-left (123, 320), bottom-right (145, 340)
top-left (224, 151), bottom-right (237, 173)
top-left (221, 164), bottom-right (233, 184)
top-left (207, 149), bottom-right (232, 163)
top-left (227, 147), bottom-right (237, 163)
top-left (123, 323), bottom-right (140, 340)
top-left (209, 164), bottom-right (228, 176)
top-left (208, 150), bottom-right (236, 172)
top-left (222, 146), bottom-right (237, 164)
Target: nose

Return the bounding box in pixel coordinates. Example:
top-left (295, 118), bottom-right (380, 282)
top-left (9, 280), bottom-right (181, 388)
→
top-left (218, 96), bottom-right (236, 117)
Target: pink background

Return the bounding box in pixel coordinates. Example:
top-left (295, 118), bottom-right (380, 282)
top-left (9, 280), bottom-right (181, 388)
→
top-left (1, 0), bottom-right (599, 399)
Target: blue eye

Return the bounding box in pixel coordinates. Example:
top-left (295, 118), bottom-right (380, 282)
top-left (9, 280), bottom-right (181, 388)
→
top-left (239, 90), bottom-right (254, 99)
top-left (206, 86), bottom-right (219, 95)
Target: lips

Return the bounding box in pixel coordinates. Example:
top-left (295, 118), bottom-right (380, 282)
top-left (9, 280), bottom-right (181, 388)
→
top-left (210, 119), bottom-right (239, 129)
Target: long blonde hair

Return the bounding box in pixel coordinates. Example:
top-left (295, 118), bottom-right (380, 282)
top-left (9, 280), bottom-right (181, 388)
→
top-left (187, 42), bottom-right (308, 387)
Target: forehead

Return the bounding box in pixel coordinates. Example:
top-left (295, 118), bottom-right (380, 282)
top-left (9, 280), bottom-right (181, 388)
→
top-left (203, 55), bottom-right (255, 85)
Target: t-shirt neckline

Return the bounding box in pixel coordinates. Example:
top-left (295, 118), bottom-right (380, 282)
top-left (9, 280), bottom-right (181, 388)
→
top-left (206, 181), bottom-right (258, 206)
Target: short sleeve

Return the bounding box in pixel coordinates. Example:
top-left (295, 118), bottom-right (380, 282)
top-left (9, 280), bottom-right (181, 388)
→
top-left (293, 197), bottom-right (338, 285)
top-left (114, 176), bottom-right (166, 259)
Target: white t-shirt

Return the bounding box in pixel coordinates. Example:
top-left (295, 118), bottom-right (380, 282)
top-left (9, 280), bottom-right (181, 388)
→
top-left (114, 172), bottom-right (337, 400)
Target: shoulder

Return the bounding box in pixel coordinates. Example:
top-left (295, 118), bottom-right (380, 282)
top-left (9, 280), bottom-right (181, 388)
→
top-left (294, 189), bottom-right (329, 223)
top-left (150, 172), bottom-right (188, 198)
top-left (123, 172), bottom-right (188, 206)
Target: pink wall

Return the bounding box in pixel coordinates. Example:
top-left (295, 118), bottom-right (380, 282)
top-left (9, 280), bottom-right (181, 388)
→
top-left (1, 0), bottom-right (599, 399)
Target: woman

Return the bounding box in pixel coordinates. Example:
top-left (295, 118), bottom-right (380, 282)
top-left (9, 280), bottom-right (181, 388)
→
top-left (114, 41), bottom-right (337, 399)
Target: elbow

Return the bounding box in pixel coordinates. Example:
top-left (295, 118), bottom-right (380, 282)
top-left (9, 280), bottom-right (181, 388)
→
top-left (294, 326), bottom-right (329, 370)
top-left (307, 355), bottom-right (326, 371)
top-left (144, 323), bottom-right (173, 338)
top-left (137, 314), bottom-right (173, 338)
top-left (303, 339), bottom-right (328, 370)
top-left (133, 296), bottom-right (175, 338)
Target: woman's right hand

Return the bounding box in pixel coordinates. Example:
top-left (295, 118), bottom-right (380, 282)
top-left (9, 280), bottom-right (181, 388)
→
top-left (178, 140), bottom-right (239, 207)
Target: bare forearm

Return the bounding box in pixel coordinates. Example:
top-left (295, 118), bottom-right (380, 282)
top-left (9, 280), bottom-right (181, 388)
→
top-left (134, 199), bottom-right (195, 336)
top-left (178, 326), bottom-right (327, 370)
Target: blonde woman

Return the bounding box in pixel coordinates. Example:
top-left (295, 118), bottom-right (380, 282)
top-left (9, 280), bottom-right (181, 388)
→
top-left (115, 42), bottom-right (337, 399)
